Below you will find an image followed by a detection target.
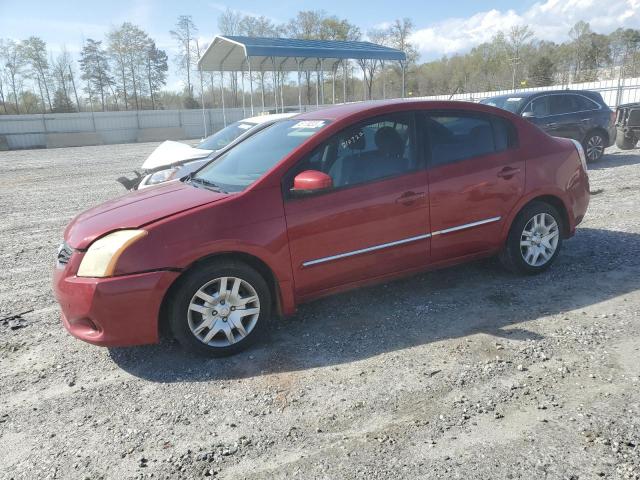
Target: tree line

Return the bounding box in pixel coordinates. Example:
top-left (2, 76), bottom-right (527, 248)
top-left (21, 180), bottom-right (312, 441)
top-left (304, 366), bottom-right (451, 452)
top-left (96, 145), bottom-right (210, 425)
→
top-left (1, 10), bottom-right (639, 115)
top-left (416, 22), bottom-right (640, 97)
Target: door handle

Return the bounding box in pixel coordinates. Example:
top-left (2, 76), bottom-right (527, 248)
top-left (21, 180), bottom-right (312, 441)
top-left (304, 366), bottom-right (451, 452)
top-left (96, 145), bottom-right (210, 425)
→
top-left (497, 167), bottom-right (520, 179)
top-left (546, 122), bottom-right (558, 128)
top-left (395, 191), bottom-right (425, 206)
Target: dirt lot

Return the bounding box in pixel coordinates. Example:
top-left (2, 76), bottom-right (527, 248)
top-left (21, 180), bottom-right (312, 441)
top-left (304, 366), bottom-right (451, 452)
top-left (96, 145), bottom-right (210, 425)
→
top-left (0, 142), bottom-right (639, 480)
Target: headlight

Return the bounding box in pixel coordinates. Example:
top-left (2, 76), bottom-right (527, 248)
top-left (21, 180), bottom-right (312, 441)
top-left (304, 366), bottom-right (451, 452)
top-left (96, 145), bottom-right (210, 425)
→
top-left (146, 168), bottom-right (180, 186)
top-left (77, 230), bottom-right (147, 277)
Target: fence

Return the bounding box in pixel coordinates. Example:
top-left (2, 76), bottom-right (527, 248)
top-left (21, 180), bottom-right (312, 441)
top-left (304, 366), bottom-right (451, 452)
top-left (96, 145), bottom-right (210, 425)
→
top-left (2, 76), bottom-right (640, 150)
top-left (416, 76), bottom-right (640, 107)
top-left (0, 107), bottom-right (273, 150)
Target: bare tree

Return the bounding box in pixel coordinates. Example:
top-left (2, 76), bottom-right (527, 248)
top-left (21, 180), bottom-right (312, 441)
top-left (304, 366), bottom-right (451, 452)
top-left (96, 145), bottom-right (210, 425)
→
top-left (80, 39), bottom-right (112, 111)
top-left (1, 40), bottom-right (25, 113)
top-left (107, 23), bottom-right (152, 110)
top-left (146, 41), bottom-right (168, 109)
top-left (21, 36), bottom-right (53, 111)
top-left (107, 25), bottom-right (131, 109)
top-left (505, 25), bottom-right (534, 88)
top-left (171, 15), bottom-right (197, 99)
top-left (0, 64), bottom-right (7, 113)
top-left (217, 9), bottom-right (243, 106)
top-left (359, 28), bottom-right (389, 99)
top-left (51, 48), bottom-right (75, 112)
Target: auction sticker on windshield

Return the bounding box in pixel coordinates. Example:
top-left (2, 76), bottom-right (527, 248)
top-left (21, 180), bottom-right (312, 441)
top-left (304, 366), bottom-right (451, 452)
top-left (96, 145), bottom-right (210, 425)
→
top-left (291, 120), bottom-right (326, 129)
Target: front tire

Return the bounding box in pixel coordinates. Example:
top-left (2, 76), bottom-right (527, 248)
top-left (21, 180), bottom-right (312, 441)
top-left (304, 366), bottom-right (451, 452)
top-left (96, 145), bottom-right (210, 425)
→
top-left (168, 259), bottom-right (272, 357)
top-left (583, 131), bottom-right (606, 162)
top-left (500, 202), bottom-right (563, 275)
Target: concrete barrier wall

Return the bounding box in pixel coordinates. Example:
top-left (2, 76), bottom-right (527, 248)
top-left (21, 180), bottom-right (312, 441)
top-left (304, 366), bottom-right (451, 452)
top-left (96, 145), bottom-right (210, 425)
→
top-left (0, 108), bottom-right (266, 150)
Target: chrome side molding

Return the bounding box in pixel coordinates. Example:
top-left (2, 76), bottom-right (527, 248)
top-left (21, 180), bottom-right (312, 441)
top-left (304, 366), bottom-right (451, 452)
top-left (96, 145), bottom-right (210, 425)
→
top-left (302, 216), bottom-right (501, 267)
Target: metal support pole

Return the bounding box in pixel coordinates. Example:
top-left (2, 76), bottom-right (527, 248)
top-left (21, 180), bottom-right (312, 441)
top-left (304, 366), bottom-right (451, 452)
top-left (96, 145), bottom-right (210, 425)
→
top-left (209, 72), bottom-right (216, 107)
top-left (332, 63), bottom-right (337, 104)
top-left (247, 56), bottom-right (254, 116)
top-left (320, 59), bottom-right (324, 105)
top-left (200, 66), bottom-right (207, 138)
top-left (280, 70), bottom-right (284, 111)
top-left (278, 58), bottom-right (288, 111)
top-left (401, 61), bottom-right (406, 98)
top-left (381, 61), bottom-right (386, 99)
top-left (343, 60), bottom-right (347, 103)
top-left (219, 69), bottom-right (226, 127)
top-left (271, 57), bottom-right (278, 113)
top-left (316, 61), bottom-right (320, 107)
top-left (361, 64), bottom-right (367, 101)
top-left (297, 59), bottom-right (302, 112)
top-left (240, 69), bottom-right (246, 117)
top-left (261, 73), bottom-right (265, 111)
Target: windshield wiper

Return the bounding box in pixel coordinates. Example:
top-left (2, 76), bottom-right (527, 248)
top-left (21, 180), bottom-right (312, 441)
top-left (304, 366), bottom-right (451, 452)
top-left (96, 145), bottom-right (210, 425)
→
top-left (188, 176), bottom-right (227, 193)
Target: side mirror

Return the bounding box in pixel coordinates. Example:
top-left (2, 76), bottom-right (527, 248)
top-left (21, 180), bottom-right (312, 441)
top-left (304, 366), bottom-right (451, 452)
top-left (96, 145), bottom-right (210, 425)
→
top-left (522, 111), bottom-right (536, 119)
top-left (291, 170), bottom-right (333, 196)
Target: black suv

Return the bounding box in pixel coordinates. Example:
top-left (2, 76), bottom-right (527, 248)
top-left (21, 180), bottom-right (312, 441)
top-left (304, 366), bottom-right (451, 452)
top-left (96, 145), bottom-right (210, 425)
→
top-left (481, 90), bottom-right (616, 162)
top-left (615, 102), bottom-right (640, 150)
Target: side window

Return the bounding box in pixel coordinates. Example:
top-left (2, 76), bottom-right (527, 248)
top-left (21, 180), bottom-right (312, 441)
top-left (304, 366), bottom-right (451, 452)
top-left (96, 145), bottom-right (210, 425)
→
top-left (572, 95), bottom-right (600, 112)
top-left (524, 96), bottom-right (550, 117)
top-left (492, 117), bottom-right (518, 152)
top-left (292, 113), bottom-right (417, 190)
top-left (549, 94), bottom-right (584, 115)
top-left (424, 113), bottom-right (502, 167)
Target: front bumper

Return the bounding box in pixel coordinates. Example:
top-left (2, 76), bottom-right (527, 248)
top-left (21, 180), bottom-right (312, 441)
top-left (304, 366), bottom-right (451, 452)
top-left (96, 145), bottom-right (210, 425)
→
top-left (53, 257), bottom-right (179, 347)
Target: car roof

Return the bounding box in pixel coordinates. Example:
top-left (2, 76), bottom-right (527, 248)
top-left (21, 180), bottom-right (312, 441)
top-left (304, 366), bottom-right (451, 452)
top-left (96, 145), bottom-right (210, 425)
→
top-left (241, 112), bottom-right (298, 124)
top-left (483, 90), bottom-right (602, 101)
top-left (293, 99), bottom-right (510, 122)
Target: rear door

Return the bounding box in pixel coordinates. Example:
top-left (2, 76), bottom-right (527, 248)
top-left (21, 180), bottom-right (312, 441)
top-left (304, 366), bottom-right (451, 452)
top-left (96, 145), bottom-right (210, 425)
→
top-left (547, 94), bottom-right (583, 140)
top-left (421, 111), bottom-right (524, 262)
top-left (283, 112), bottom-right (431, 298)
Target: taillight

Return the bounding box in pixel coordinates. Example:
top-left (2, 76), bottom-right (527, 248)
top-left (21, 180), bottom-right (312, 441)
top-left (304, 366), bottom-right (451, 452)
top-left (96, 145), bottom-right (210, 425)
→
top-left (570, 139), bottom-right (588, 172)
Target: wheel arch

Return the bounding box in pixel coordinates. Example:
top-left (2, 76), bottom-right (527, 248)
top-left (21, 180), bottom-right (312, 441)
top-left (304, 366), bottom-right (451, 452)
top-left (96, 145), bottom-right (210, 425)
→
top-left (158, 251), bottom-right (284, 339)
top-left (583, 126), bottom-right (609, 145)
top-left (502, 193), bottom-right (571, 246)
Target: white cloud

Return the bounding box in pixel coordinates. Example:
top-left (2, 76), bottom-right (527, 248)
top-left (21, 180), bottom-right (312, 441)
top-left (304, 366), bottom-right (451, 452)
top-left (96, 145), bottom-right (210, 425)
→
top-left (410, 0), bottom-right (640, 59)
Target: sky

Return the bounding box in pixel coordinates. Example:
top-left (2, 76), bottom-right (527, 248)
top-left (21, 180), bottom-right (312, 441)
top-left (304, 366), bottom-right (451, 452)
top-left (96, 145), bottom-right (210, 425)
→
top-left (1, 0), bottom-right (639, 89)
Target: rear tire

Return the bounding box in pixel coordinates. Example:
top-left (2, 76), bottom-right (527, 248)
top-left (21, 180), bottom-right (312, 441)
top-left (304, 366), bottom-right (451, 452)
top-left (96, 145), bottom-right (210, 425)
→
top-left (615, 129), bottom-right (638, 150)
top-left (168, 259), bottom-right (272, 357)
top-left (582, 131), bottom-right (606, 162)
top-left (500, 202), bottom-right (564, 275)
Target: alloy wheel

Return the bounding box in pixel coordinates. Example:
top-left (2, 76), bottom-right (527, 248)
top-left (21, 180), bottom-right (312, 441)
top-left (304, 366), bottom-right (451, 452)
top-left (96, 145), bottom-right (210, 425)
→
top-left (520, 213), bottom-right (560, 267)
top-left (586, 134), bottom-right (604, 161)
top-left (187, 276), bottom-right (260, 347)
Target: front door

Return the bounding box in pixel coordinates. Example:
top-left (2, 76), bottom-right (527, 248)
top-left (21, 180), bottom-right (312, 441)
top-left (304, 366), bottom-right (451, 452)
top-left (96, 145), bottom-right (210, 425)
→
top-left (421, 111), bottom-right (525, 262)
top-left (283, 112), bottom-right (430, 298)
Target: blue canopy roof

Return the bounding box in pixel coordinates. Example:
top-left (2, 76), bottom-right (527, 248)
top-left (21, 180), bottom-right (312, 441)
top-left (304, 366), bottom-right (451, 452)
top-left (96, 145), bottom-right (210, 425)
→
top-left (198, 35), bottom-right (407, 72)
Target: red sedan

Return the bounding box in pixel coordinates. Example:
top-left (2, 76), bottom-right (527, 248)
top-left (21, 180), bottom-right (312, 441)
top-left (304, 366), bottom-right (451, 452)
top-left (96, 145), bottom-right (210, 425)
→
top-left (54, 100), bottom-right (590, 356)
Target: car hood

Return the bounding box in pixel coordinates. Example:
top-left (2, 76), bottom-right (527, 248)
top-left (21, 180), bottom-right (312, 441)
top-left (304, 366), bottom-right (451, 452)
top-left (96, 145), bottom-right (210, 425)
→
top-left (65, 182), bottom-right (228, 249)
top-left (141, 140), bottom-right (214, 170)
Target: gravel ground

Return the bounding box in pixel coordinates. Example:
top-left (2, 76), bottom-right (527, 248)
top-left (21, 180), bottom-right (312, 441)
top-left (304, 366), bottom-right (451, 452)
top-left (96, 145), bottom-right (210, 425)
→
top-left (0, 142), bottom-right (639, 480)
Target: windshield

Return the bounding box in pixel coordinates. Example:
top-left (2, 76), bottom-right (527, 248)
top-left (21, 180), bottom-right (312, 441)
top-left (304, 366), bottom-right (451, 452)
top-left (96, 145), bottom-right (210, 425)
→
top-left (192, 119), bottom-right (330, 192)
top-left (196, 120), bottom-right (258, 150)
top-left (480, 96), bottom-right (527, 114)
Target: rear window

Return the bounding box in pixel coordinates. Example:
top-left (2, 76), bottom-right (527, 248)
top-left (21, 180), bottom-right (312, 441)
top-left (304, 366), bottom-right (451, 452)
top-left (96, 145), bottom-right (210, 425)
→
top-left (423, 113), bottom-right (517, 167)
top-left (480, 96), bottom-right (527, 114)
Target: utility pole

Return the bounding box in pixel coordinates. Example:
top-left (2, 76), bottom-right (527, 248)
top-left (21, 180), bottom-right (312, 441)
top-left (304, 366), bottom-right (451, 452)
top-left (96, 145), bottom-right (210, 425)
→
top-left (510, 57), bottom-right (520, 91)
